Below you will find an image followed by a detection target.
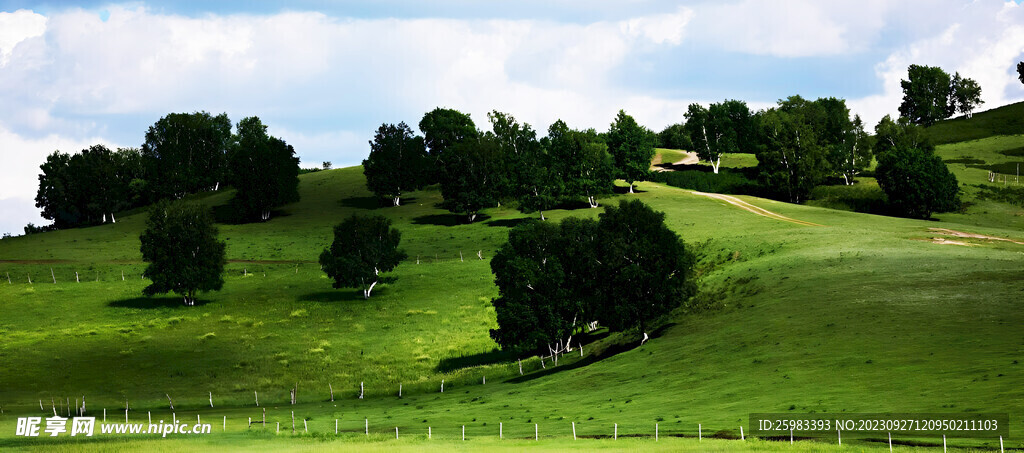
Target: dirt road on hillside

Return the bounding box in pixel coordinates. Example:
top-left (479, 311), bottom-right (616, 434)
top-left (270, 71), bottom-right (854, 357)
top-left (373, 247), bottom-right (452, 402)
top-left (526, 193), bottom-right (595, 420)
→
top-left (693, 192), bottom-right (824, 227)
top-left (652, 151), bottom-right (699, 171)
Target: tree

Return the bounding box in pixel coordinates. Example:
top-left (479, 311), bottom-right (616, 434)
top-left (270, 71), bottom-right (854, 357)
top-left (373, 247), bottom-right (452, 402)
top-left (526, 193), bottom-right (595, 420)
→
top-left (606, 110), bottom-right (655, 193)
top-left (755, 107), bottom-right (829, 203)
top-left (876, 147), bottom-right (960, 219)
top-left (142, 111), bottom-right (232, 199)
top-left (949, 73), bottom-right (983, 119)
top-left (140, 200), bottom-right (226, 306)
top-left (1018, 61), bottom-right (1024, 85)
top-left (362, 122), bottom-right (429, 206)
top-left (595, 199), bottom-right (696, 333)
top-left (831, 115), bottom-right (871, 185)
top-left (35, 145), bottom-right (128, 228)
top-left (684, 100), bottom-right (753, 174)
top-left (225, 117), bottom-right (300, 221)
top-left (35, 151), bottom-right (76, 228)
top-left (544, 121), bottom-right (614, 208)
top-left (490, 111), bottom-right (556, 219)
top-left (438, 135), bottom-right (505, 222)
top-left (658, 123), bottom-right (692, 150)
top-left (489, 220), bottom-right (577, 355)
top-left (419, 108), bottom-right (479, 183)
top-left (319, 214), bottom-right (407, 299)
top-left (899, 65), bottom-right (952, 126)
top-left (873, 114), bottom-right (933, 158)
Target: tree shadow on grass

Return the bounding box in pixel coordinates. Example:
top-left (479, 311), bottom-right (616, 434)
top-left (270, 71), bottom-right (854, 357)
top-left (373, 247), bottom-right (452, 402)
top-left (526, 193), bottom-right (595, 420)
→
top-left (485, 218), bottom-right (533, 228)
top-left (299, 290), bottom-right (369, 303)
top-left (108, 296), bottom-right (208, 309)
top-left (212, 204), bottom-right (292, 225)
top-left (435, 348), bottom-right (514, 373)
top-left (339, 196), bottom-right (382, 210)
top-left (612, 185), bottom-right (647, 194)
top-left (412, 213), bottom-right (490, 226)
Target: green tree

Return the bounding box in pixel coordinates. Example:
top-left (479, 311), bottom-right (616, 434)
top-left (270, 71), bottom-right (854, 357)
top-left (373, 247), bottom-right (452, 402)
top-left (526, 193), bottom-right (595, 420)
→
top-left (35, 145), bottom-right (128, 228)
top-left (544, 121), bottom-right (614, 208)
top-left (831, 115), bottom-right (871, 185)
top-left (898, 65), bottom-right (952, 126)
top-left (684, 100), bottom-right (753, 174)
top-left (658, 123), bottom-right (692, 150)
top-left (596, 199), bottom-right (696, 333)
top-left (876, 147), bottom-right (960, 219)
top-left (873, 114), bottom-right (933, 159)
top-left (227, 117), bottom-right (300, 222)
top-left (438, 135), bottom-right (505, 222)
top-left (363, 122), bottom-right (429, 206)
top-left (140, 200), bottom-right (226, 306)
top-left (35, 151), bottom-right (75, 228)
top-left (489, 220), bottom-right (578, 355)
top-left (949, 73), bottom-right (983, 119)
top-left (755, 107), bottom-right (829, 203)
top-left (142, 111), bottom-right (232, 199)
top-left (489, 111), bottom-right (557, 219)
top-left (319, 214), bottom-right (407, 299)
top-left (1018, 61), bottom-right (1024, 85)
top-left (606, 110), bottom-right (655, 193)
top-left (419, 108), bottom-right (478, 158)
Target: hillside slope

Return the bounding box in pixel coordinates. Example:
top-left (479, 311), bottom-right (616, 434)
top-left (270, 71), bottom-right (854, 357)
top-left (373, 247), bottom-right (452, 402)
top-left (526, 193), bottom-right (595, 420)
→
top-left (0, 165), bottom-right (1022, 450)
top-left (926, 100), bottom-right (1024, 145)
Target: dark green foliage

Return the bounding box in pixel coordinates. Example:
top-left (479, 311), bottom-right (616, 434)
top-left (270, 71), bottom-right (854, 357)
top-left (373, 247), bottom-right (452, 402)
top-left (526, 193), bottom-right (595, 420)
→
top-left (319, 214), bottom-right (407, 299)
top-left (965, 161), bottom-right (1024, 174)
top-left (650, 168), bottom-right (759, 195)
top-left (808, 184), bottom-right (888, 215)
top-left (874, 114), bottom-right (934, 158)
top-left (1018, 62), bottom-right (1024, 85)
top-left (489, 200), bottom-right (696, 354)
top-left (543, 120), bottom-right (615, 208)
top-left (140, 200), bottom-right (226, 305)
top-left (606, 110), bottom-right (656, 192)
top-left (142, 111), bottom-right (232, 199)
top-left (489, 111), bottom-right (555, 217)
top-left (23, 223), bottom-right (57, 235)
top-left (419, 108), bottom-right (479, 183)
top-left (362, 122), bottom-right (429, 206)
top-left (754, 106), bottom-right (829, 203)
top-left (684, 100), bottom-right (755, 174)
top-left (974, 184), bottom-right (1024, 207)
top-left (949, 72), bottom-right (984, 119)
top-left (899, 64), bottom-right (952, 126)
top-left (658, 123), bottom-right (692, 150)
top-left (34, 145), bottom-right (143, 228)
top-left (595, 199), bottom-right (696, 332)
top-left (876, 147), bottom-right (960, 219)
top-left (227, 117), bottom-right (300, 222)
top-left (438, 135), bottom-right (506, 222)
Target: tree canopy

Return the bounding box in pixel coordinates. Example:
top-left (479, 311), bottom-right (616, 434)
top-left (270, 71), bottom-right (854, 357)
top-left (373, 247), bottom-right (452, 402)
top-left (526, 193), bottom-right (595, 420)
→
top-left (606, 110), bottom-right (655, 193)
top-left (489, 199), bottom-right (696, 355)
top-left (437, 135), bottom-right (505, 222)
top-left (362, 122), bottom-right (429, 206)
top-left (949, 73), bottom-right (984, 119)
top-left (227, 116), bottom-right (300, 221)
top-left (876, 146), bottom-right (960, 219)
top-left (684, 100), bottom-right (754, 174)
top-left (899, 65), bottom-right (982, 125)
top-left (543, 120), bottom-right (615, 208)
top-left (658, 123), bottom-right (692, 151)
top-left (142, 111), bottom-right (232, 199)
top-left (1018, 61), bottom-right (1024, 85)
top-left (319, 214), bottom-right (407, 299)
top-left (140, 200), bottom-right (226, 306)
top-left (35, 145), bottom-right (143, 228)
top-left (755, 105), bottom-right (829, 203)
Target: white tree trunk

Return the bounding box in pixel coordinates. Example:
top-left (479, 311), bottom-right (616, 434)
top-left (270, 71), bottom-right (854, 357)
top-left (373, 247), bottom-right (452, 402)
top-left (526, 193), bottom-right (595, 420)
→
top-left (712, 156), bottom-right (721, 174)
top-left (393, 196), bottom-right (400, 207)
top-left (628, 184), bottom-right (634, 194)
top-left (539, 211), bottom-right (546, 221)
top-left (110, 212), bottom-right (116, 223)
top-left (364, 280), bottom-right (378, 299)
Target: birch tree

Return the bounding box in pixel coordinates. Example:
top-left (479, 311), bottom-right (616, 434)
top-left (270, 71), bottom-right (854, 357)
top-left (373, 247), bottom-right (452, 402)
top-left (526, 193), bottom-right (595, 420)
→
top-left (227, 117), bottom-right (300, 221)
top-left (363, 122), bottom-right (429, 206)
top-left (438, 135), bottom-right (505, 222)
top-left (140, 201), bottom-right (226, 306)
top-left (141, 111), bottom-right (232, 199)
top-left (683, 100), bottom-right (753, 174)
top-left (319, 214), bottom-right (407, 299)
top-left (606, 110), bottom-right (655, 193)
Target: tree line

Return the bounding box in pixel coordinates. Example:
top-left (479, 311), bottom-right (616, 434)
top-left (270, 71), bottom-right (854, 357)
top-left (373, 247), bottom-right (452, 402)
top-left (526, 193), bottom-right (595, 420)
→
top-left (363, 108), bottom-right (654, 222)
top-left (34, 112), bottom-right (299, 229)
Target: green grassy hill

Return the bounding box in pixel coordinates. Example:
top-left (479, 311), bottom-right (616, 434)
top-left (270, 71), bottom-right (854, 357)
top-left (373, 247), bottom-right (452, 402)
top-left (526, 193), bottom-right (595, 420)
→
top-left (926, 100), bottom-right (1024, 145)
top-left (1, 149), bottom-right (1022, 451)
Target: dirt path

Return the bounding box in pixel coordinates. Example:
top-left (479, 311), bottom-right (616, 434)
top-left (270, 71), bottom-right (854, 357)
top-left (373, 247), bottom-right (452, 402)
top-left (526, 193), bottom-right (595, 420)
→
top-left (652, 151), bottom-right (699, 171)
top-left (692, 192), bottom-right (824, 227)
top-left (928, 228), bottom-right (1024, 246)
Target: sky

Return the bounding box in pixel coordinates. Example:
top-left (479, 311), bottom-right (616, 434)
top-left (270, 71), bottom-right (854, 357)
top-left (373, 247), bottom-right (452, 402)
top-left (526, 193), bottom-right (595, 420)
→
top-left (1, 0), bottom-right (1023, 236)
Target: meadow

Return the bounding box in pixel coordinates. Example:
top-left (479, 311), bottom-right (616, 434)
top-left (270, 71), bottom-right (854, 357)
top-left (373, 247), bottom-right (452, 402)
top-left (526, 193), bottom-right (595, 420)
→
top-left (1, 111), bottom-right (1023, 451)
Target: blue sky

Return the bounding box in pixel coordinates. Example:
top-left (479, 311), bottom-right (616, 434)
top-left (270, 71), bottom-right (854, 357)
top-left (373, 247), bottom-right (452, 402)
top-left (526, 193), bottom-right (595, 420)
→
top-left (1, 0), bottom-right (1023, 235)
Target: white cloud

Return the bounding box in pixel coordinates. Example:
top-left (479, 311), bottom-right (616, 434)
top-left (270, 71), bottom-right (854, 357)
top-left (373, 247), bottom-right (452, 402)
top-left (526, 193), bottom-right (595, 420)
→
top-left (848, 1), bottom-right (1024, 127)
top-left (0, 9), bottom-right (46, 66)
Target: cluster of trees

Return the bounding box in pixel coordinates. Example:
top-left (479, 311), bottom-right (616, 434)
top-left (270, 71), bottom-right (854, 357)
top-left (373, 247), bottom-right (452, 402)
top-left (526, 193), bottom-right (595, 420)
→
top-left (489, 199), bottom-right (696, 355)
top-left (873, 115), bottom-right (960, 218)
top-left (35, 112), bottom-right (299, 229)
top-left (899, 64), bottom-right (983, 125)
top-left (364, 108), bottom-right (654, 222)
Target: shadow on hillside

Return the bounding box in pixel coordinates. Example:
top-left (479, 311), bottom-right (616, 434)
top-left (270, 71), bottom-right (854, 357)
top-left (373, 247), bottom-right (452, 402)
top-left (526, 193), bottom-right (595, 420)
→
top-left (505, 324), bottom-right (672, 383)
top-left (298, 290), bottom-right (367, 303)
top-left (485, 218), bottom-right (533, 228)
top-left (339, 196), bottom-right (382, 210)
top-left (412, 213), bottom-right (490, 226)
top-left (612, 185), bottom-right (647, 194)
top-left (108, 296), bottom-right (208, 309)
top-left (212, 204), bottom-right (291, 225)
top-left (435, 348), bottom-right (513, 373)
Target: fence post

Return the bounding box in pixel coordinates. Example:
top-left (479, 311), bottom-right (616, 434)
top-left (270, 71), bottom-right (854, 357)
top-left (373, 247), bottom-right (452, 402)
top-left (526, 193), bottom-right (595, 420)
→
top-left (365, 418), bottom-right (368, 437)
top-left (428, 426), bottom-right (431, 439)
top-left (572, 421), bottom-right (576, 440)
top-left (656, 423), bottom-right (658, 441)
top-left (614, 423), bottom-right (617, 440)
top-left (741, 425), bottom-right (744, 440)
top-left (535, 423), bottom-right (538, 440)
top-left (699, 423), bottom-right (702, 441)
top-left (462, 425), bottom-right (465, 441)
top-left (499, 422), bottom-right (502, 439)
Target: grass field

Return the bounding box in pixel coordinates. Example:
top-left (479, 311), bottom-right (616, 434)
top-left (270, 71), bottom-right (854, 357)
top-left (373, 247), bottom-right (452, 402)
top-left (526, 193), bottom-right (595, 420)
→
top-left (1, 133), bottom-right (1023, 451)
top-left (925, 101), bottom-right (1024, 145)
